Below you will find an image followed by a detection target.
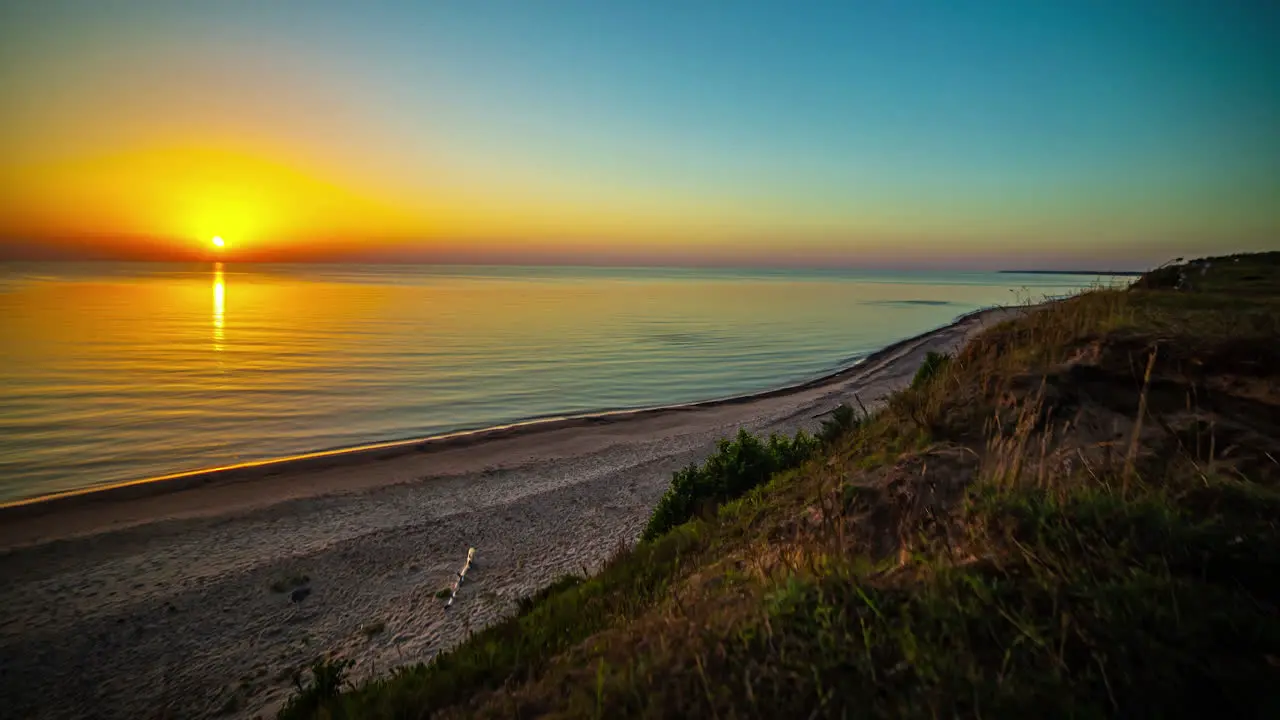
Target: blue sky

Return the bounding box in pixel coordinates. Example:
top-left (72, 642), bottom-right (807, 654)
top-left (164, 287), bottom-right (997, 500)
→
top-left (1, 1), bottom-right (1277, 267)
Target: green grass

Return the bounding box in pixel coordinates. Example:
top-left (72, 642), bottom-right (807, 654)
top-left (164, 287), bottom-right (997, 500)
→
top-left (279, 251), bottom-right (1280, 719)
top-left (713, 473), bottom-right (1280, 718)
top-left (515, 574), bottom-right (583, 615)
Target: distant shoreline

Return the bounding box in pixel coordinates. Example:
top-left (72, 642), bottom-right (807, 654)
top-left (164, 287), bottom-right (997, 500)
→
top-left (999, 269), bottom-right (1144, 276)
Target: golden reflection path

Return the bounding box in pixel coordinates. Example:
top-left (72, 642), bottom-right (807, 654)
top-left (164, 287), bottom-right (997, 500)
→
top-left (212, 262), bottom-right (225, 351)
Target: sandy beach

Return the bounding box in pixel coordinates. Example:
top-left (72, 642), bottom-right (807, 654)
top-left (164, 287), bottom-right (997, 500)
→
top-left (0, 307), bottom-right (1018, 719)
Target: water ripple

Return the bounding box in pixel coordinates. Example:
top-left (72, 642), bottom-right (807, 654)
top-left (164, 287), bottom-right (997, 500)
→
top-left (0, 263), bottom-right (1101, 501)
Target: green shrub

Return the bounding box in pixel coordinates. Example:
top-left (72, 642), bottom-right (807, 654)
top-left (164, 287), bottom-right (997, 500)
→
top-left (641, 428), bottom-right (817, 541)
top-left (911, 351), bottom-right (951, 389)
top-left (817, 404), bottom-right (859, 445)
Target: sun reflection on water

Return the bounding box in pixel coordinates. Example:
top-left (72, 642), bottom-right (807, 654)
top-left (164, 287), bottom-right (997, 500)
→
top-left (212, 262), bottom-right (225, 351)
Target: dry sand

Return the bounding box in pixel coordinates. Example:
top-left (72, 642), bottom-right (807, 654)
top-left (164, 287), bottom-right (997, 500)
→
top-left (0, 307), bottom-right (1019, 719)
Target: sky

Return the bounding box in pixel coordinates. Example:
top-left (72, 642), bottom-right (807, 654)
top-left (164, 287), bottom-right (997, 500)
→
top-left (0, 1), bottom-right (1277, 269)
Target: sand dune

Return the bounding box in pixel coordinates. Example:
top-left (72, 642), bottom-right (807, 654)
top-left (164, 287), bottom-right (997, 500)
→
top-left (0, 307), bottom-right (1018, 720)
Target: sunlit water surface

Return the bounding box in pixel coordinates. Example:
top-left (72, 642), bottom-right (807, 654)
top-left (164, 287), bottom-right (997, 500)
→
top-left (0, 263), bottom-right (1108, 501)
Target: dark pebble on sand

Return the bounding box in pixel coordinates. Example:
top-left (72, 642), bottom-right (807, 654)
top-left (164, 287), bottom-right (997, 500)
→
top-left (290, 587), bottom-right (311, 603)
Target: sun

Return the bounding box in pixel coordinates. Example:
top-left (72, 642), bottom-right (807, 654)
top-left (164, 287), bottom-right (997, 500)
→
top-left (211, 236), bottom-right (225, 248)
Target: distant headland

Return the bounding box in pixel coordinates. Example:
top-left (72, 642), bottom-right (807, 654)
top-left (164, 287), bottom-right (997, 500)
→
top-left (999, 269), bottom-right (1145, 276)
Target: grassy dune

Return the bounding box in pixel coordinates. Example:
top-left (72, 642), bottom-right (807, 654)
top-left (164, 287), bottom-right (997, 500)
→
top-left (282, 252), bottom-right (1280, 719)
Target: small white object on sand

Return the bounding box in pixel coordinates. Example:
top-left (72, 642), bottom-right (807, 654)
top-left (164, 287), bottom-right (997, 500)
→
top-left (445, 547), bottom-right (476, 608)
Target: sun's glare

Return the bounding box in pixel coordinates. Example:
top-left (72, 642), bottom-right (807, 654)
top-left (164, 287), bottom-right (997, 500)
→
top-left (211, 236), bottom-right (225, 248)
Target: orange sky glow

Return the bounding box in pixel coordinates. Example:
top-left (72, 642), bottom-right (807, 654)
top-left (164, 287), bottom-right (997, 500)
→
top-left (1, 2), bottom-right (1276, 268)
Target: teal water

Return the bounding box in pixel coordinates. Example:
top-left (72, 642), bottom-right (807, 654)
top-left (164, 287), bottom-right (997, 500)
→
top-left (0, 263), bottom-right (1107, 502)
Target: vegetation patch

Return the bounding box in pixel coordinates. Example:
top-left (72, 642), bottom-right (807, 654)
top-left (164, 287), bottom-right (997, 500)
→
top-left (910, 350), bottom-right (951, 389)
top-left (642, 428), bottom-right (818, 541)
top-left (278, 657), bottom-right (352, 720)
top-left (817, 403), bottom-right (861, 445)
top-left (515, 574), bottom-right (583, 616)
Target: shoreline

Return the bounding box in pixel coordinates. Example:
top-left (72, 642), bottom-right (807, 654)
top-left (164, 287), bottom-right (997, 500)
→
top-left (0, 303), bottom-right (1027, 720)
top-left (0, 305), bottom-right (1003, 519)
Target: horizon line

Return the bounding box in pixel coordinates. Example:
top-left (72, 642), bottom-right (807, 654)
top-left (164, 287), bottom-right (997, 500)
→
top-left (0, 254), bottom-right (1159, 275)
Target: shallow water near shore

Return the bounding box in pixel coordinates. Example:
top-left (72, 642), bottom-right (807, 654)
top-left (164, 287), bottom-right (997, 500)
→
top-left (0, 262), bottom-right (1101, 501)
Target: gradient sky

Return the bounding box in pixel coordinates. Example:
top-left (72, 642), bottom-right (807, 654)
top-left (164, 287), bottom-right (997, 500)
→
top-left (1, 1), bottom-right (1277, 268)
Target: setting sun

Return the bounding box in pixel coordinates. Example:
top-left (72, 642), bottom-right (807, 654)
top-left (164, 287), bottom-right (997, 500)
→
top-left (211, 236), bottom-right (225, 248)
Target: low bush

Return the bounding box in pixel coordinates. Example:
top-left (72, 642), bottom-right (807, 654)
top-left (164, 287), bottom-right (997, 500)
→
top-left (817, 403), bottom-right (859, 445)
top-left (641, 428), bottom-right (817, 541)
top-left (910, 350), bottom-right (951, 389)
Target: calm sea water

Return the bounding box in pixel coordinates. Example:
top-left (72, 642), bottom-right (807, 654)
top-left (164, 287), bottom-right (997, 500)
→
top-left (0, 263), bottom-right (1106, 502)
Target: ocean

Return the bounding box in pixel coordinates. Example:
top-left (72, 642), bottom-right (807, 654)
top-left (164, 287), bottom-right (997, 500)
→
top-left (0, 262), bottom-right (1108, 502)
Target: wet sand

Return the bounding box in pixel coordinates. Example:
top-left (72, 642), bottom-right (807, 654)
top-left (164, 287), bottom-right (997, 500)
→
top-left (0, 307), bottom-right (1019, 719)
